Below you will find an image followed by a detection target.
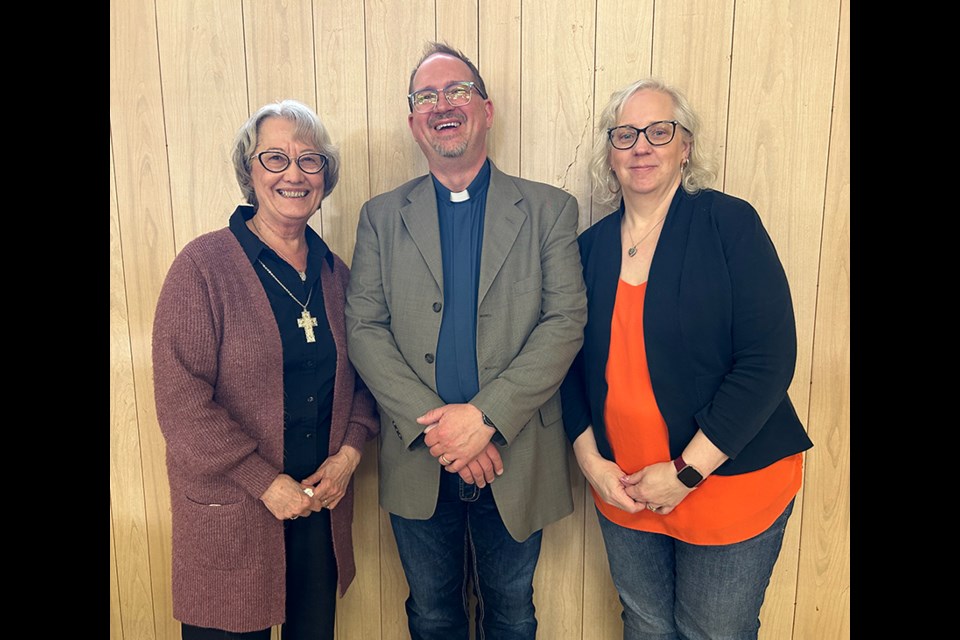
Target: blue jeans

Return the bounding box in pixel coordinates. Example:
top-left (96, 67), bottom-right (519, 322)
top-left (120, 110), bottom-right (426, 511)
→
top-left (390, 471), bottom-right (542, 640)
top-left (596, 499), bottom-right (795, 640)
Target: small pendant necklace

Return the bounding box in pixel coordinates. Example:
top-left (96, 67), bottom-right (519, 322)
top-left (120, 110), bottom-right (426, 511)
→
top-left (624, 214), bottom-right (667, 258)
top-left (257, 260), bottom-right (318, 343)
top-left (251, 216), bottom-right (308, 281)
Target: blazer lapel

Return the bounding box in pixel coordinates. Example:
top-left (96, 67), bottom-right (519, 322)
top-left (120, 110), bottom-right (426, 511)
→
top-left (478, 164), bottom-right (526, 304)
top-left (399, 176), bottom-right (444, 288)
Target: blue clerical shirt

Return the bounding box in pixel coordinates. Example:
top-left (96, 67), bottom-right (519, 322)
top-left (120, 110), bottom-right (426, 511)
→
top-left (433, 159), bottom-right (491, 404)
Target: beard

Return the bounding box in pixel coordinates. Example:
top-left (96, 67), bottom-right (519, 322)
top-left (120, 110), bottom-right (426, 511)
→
top-left (427, 112), bottom-right (468, 158)
top-left (432, 138), bottom-right (468, 158)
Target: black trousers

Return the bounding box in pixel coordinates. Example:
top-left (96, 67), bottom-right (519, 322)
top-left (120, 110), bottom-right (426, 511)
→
top-left (181, 507), bottom-right (338, 640)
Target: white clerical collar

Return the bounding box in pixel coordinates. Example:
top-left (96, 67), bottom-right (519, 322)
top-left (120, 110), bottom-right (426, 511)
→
top-left (450, 189), bottom-right (470, 203)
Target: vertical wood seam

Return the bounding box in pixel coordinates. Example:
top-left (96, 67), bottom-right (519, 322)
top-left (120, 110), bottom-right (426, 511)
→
top-left (721, 0), bottom-right (739, 194)
top-left (110, 501), bottom-right (125, 640)
top-left (152, 0), bottom-right (178, 255)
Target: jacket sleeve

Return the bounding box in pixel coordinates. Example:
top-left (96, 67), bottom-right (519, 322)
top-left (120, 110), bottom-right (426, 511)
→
top-left (345, 201), bottom-right (446, 448)
top-left (332, 256), bottom-right (380, 452)
top-left (693, 201), bottom-right (799, 460)
top-left (469, 193), bottom-right (588, 443)
top-left (560, 347), bottom-right (591, 443)
top-left (152, 250), bottom-right (279, 499)
top-left (559, 229), bottom-right (595, 444)
top-left (341, 377), bottom-right (380, 452)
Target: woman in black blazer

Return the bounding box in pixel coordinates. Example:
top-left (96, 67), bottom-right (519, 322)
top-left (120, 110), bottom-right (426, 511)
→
top-left (560, 78), bottom-right (813, 640)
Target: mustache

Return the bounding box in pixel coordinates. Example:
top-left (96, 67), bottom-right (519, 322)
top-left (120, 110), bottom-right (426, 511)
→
top-left (428, 112), bottom-right (466, 127)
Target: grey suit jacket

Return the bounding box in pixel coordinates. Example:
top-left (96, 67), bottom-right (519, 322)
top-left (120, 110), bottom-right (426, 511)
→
top-left (345, 161), bottom-right (587, 541)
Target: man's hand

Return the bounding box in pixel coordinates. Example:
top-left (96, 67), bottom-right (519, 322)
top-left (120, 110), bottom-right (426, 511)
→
top-left (419, 403), bottom-right (496, 473)
top-left (455, 442), bottom-right (505, 487)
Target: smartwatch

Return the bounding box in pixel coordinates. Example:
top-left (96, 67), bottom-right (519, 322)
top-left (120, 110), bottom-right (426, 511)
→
top-left (673, 455), bottom-right (705, 489)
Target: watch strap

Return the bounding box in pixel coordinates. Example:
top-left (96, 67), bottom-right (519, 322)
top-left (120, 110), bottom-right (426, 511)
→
top-left (673, 454), bottom-right (686, 473)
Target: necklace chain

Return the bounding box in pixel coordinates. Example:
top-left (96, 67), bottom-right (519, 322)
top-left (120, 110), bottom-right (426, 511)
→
top-left (257, 260), bottom-right (312, 309)
top-left (625, 214), bottom-right (667, 258)
top-left (257, 260), bottom-right (319, 343)
top-left (251, 216), bottom-right (307, 281)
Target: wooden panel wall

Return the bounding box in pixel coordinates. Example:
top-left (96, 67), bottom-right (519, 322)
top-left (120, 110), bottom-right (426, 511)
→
top-left (795, 0), bottom-right (850, 637)
top-left (109, 1), bottom-right (850, 639)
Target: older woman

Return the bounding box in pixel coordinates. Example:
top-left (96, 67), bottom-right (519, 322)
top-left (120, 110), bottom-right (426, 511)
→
top-left (560, 79), bottom-right (813, 640)
top-left (152, 99), bottom-right (379, 640)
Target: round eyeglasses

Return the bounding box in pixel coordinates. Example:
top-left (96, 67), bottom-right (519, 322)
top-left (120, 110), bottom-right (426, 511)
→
top-left (607, 121), bottom-right (685, 150)
top-left (253, 151), bottom-right (327, 174)
top-left (408, 81), bottom-right (487, 114)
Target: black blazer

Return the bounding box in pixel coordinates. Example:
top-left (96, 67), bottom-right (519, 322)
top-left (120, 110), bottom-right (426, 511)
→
top-left (560, 188), bottom-right (813, 475)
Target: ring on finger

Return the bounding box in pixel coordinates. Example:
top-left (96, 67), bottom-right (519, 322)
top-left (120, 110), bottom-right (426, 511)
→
top-left (439, 454), bottom-right (451, 466)
top-left (647, 504), bottom-right (659, 512)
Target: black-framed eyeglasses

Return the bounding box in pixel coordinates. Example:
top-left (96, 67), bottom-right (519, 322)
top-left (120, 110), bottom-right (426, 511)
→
top-left (253, 151), bottom-right (328, 174)
top-left (607, 121), bottom-right (685, 150)
top-left (408, 81), bottom-right (487, 113)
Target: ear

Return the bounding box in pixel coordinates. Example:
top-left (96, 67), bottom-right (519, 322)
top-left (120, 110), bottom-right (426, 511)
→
top-left (483, 98), bottom-right (494, 128)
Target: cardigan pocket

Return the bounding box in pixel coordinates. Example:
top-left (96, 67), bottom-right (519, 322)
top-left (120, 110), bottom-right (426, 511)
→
top-left (184, 496), bottom-right (250, 570)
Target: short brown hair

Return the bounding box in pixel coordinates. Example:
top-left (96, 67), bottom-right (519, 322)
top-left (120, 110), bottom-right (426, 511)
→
top-left (407, 42), bottom-right (488, 111)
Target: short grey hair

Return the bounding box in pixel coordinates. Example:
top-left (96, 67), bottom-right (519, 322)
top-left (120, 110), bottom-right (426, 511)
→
top-left (590, 78), bottom-right (717, 210)
top-left (231, 99), bottom-right (341, 209)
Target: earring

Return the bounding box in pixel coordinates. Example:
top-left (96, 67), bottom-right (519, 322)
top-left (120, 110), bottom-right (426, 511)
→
top-left (607, 167), bottom-right (621, 194)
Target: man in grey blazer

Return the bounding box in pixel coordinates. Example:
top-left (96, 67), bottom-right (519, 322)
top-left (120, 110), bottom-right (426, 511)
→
top-left (345, 42), bottom-right (586, 640)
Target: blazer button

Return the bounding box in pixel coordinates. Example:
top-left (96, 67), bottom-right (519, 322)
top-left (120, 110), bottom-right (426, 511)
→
top-left (432, 301), bottom-right (442, 312)
top-left (424, 353), bottom-right (435, 364)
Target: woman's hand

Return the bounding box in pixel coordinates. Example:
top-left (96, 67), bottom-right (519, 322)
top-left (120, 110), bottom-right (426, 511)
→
top-left (572, 427), bottom-right (643, 513)
top-left (620, 461), bottom-right (693, 515)
top-left (624, 431), bottom-right (727, 514)
top-left (260, 473), bottom-right (313, 520)
top-left (301, 445), bottom-right (362, 510)
top-left (582, 454), bottom-right (645, 513)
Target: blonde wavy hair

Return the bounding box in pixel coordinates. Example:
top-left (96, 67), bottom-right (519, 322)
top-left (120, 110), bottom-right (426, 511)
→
top-left (590, 78), bottom-right (717, 210)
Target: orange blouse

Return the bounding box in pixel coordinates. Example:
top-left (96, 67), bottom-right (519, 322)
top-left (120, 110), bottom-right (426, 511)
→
top-left (596, 278), bottom-right (802, 545)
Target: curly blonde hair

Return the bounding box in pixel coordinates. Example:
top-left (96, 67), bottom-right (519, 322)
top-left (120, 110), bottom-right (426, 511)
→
top-left (590, 78), bottom-right (717, 210)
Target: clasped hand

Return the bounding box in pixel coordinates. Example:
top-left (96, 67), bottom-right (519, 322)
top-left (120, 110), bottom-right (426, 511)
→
top-left (260, 446), bottom-right (362, 520)
top-left (618, 460), bottom-right (694, 515)
top-left (581, 457), bottom-right (692, 515)
top-left (301, 445), bottom-right (362, 511)
top-left (419, 404), bottom-right (504, 488)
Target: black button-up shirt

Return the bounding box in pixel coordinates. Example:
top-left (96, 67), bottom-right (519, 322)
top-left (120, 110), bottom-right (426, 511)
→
top-left (229, 206), bottom-right (337, 480)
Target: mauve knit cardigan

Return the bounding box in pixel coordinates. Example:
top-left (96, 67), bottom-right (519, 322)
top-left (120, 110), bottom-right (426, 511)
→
top-left (152, 227), bottom-right (379, 632)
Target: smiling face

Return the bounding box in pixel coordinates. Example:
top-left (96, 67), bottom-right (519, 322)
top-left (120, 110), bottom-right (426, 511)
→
top-left (609, 89), bottom-right (690, 201)
top-left (250, 117), bottom-right (325, 226)
top-left (407, 53), bottom-right (493, 170)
